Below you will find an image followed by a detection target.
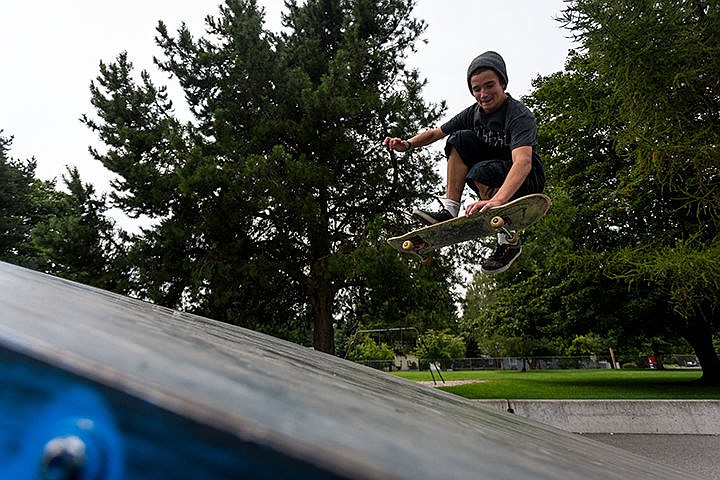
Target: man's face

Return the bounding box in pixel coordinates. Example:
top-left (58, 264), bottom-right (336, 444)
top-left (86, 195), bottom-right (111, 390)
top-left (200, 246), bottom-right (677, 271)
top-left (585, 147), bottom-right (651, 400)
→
top-left (470, 69), bottom-right (507, 113)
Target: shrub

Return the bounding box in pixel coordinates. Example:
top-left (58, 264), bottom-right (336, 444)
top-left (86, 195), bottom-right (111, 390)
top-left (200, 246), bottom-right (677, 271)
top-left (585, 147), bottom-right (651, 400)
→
top-left (349, 336), bottom-right (394, 362)
top-left (413, 330), bottom-right (466, 360)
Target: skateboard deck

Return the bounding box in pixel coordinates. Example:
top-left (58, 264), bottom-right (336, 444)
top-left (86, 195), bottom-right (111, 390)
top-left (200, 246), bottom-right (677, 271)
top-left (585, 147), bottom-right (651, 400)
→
top-left (388, 194), bottom-right (551, 261)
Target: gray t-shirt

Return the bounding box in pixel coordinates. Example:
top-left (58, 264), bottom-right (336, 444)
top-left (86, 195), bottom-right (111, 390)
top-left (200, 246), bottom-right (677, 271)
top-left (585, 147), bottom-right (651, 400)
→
top-left (440, 95), bottom-right (539, 162)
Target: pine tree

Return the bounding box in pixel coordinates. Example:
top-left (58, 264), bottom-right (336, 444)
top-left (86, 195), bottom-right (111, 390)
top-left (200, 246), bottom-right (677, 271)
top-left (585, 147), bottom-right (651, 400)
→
top-left (83, 0), bottom-right (453, 353)
top-left (31, 167), bottom-right (127, 291)
top-left (0, 132), bottom-right (56, 269)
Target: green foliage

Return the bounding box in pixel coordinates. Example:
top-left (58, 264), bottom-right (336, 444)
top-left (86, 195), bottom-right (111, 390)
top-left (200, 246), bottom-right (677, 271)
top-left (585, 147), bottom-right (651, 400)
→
top-left (82, 0), bottom-right (455, 353)
top-left (463, 0), bottom-right (720, 384)
top-left (0, 133), bottom-right (65, 269)
top-left (0, 133), bottom-right (124, 288)
top-left (474, 334), bottom-right (514, 357)
top-left (31, 167), bottom-right (127, 291)
top-left (413, 330), bottom-right (466, 361)
top-left (562, 0), bottom-right (720, 223)
top-left (348, 335), bottom-right (394, 362)
top-left (564, 334), bottom-right (609, 356)
top-left (473, 334), bottom-right (558, 358)
top-left (607, 237), bottom-right (720, 322)
top-left (336, 216), bottom-right (461, 347)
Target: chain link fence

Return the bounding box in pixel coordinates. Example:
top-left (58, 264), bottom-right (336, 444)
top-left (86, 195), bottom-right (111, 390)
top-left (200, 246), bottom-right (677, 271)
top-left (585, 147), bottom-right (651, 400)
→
top-left (355, 354), bottom-right (700, 372)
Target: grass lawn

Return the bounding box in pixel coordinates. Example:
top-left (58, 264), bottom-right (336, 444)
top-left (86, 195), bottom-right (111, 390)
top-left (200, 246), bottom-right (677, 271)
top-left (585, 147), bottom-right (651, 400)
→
top-left (392, 369), bottom-right (720, 399)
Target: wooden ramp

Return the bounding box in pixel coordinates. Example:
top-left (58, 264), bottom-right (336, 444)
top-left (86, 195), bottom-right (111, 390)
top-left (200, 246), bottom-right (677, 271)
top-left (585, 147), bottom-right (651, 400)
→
top-left (0, 262), bottom-right (701, 479)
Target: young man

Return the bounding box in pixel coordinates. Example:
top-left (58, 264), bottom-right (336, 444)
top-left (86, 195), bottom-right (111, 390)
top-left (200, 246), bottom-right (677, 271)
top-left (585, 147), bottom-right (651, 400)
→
top-left (383, 51), bottom-right (545, 274)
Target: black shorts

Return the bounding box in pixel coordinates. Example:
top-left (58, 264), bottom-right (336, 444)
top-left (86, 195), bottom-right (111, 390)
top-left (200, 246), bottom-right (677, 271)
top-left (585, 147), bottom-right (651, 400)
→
top-left (445, 130), bottom-right (545, 199)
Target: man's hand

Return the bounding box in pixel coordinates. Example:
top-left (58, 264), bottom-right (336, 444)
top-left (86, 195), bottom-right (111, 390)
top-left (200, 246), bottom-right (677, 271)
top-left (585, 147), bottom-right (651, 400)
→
top-left (383, 136), bottom-right (411, 152)
top-left (465, 198), bottom-right (507, 216)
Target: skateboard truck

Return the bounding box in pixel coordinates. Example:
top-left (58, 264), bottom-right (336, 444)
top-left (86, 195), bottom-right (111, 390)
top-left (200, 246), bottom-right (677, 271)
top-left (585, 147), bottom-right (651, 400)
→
top-left (401, 238), bottom-right (432, 265)
top-left (490, 216), bottom-right (519, 244)
top-left (401, 237), bottom-right (427, 253)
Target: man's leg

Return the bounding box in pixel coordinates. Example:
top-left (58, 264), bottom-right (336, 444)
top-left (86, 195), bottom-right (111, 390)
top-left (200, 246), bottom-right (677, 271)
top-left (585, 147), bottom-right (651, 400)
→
top-left (471, 172), bottom-right (522, 275)
top-left (435, 146), bottom-right (470, 218)
top-left (446, 146), bottom-right (468, 204)
top-left (412, 146), bottom-right (468, 224)
top-left (473, 181), bottom-right (499, 201)
top-left (413, 130), bottom-right (483, 225)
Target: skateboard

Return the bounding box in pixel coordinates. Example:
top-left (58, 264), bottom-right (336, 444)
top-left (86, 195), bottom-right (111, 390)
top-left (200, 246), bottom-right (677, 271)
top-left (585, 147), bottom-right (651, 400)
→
top-left (387, 194), bottom-right (551, 262)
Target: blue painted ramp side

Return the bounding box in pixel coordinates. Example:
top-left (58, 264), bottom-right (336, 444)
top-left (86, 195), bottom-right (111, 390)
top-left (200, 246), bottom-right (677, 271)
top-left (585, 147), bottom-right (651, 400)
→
top-left (0, 262), bottom-right (703, 479)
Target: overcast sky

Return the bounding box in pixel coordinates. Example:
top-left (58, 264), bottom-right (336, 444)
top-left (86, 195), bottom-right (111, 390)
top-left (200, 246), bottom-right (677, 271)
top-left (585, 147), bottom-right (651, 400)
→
top-left (1, 0), bottom-right (574, 197)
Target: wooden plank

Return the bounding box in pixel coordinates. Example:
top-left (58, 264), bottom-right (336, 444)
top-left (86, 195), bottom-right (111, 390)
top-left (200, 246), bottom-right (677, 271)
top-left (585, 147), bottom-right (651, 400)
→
top-left (0, 261), bottom-right (702, 479)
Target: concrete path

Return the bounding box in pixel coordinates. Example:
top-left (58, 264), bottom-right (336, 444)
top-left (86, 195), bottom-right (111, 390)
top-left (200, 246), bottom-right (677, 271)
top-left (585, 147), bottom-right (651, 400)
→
top-left (586, 434), bottom-right (720, 480)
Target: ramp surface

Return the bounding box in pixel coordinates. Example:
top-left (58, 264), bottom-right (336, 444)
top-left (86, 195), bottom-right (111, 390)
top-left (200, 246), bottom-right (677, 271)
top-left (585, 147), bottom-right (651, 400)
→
top-left (0, 262), bottom-right (702, 479)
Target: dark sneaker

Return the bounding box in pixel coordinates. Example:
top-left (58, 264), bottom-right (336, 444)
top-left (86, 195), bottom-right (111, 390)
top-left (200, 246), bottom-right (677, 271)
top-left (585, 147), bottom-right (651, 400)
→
top-left (481, 242), bottom-right (522, 275)
top-left (412, 207), bottom-right (454, 226)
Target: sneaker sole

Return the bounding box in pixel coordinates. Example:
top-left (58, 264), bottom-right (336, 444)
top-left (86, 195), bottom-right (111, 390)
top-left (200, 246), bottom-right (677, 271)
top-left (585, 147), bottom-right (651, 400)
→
top-left (411, 209), bottom-right (441, 226)
top-left (480, 247), bottom-right (522, 275)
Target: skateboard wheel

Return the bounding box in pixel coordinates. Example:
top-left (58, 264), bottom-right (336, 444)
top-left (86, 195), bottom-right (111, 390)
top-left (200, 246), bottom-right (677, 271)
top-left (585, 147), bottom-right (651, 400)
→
top-left (421, 256), bottom-right (432, 266)
top-left (490, 216), bottom-right (505, 229)
top-left (505, 232), bottom-right (519, 244)
top-left (402, 240), bottom-right (415, 251)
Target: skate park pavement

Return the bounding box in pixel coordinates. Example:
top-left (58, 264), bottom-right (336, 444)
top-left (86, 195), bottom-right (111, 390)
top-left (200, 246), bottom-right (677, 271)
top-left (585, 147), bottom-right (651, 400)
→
top-left (586, 433), bottom-right (720, 480)
top-left (476, 400), bottom-right (720, 479)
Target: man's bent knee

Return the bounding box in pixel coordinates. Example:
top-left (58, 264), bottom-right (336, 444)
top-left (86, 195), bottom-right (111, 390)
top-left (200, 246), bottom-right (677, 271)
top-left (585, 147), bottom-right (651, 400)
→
top-left (474, 182), bottom-right (499, 200)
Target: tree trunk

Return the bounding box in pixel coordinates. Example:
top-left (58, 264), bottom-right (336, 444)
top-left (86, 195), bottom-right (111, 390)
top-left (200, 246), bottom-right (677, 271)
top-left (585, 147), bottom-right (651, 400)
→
top-left (308, 188), bottom-right (335, 355)
top-left (682, 318), bottom-right (720, 386)
top-left (312, 291), bottom-right (335, 354)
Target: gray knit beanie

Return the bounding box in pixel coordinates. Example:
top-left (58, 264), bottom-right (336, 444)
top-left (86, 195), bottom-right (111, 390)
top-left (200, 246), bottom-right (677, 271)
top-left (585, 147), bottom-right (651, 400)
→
top-left (466, 51), bottom-right (508, 92)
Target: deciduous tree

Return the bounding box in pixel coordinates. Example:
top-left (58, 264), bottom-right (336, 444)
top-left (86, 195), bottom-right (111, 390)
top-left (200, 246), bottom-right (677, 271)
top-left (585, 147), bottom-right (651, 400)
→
top-left (465, 0), bottom-right (720, 384)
